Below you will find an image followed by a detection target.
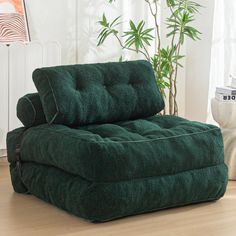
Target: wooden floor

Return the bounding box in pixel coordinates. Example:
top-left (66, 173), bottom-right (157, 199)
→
top-left (1, 160), bottom-right (236, 236)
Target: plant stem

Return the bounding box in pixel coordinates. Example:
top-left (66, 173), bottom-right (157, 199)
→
top-left (154, 1), bottom-right (161, 54)
top-left (173, 43), bottom-right (181, 115)
top-left (168, 3), bottom-right (180, 115)
top-left (168, 71), bottom-right (174, 115)
top-left (142, 44), bottom-right (151, 60)
top-left (146, 0), bottom-right (165, 114)
top-left (146, 0), bottom-right (161, 55)
top-left (172, 0), bottom-right (188, 115)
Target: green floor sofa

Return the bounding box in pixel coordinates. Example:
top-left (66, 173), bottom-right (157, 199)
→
top-left (7, 60), bottom-right (228, 222)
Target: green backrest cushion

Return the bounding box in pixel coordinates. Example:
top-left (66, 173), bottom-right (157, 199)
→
top-left (17, 93), bottom-right (47, 127)
top-left (33, 60), bottom-right (164, 126)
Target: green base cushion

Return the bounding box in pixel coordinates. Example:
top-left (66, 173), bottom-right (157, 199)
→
top-left (33, 60), bottom-right (164, 126)
top-left (17, 93), bottom-right (46, 127)
top-left (9, 162), bottom-right (228, 222)
top-left (8, 115), bottom-right (224, 183)
top-left (7, 115), bottom-right (228, 222)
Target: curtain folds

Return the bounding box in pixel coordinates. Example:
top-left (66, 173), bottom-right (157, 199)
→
top-left (76, 0), bottom-right (151, 64)
top-left (208, 0), bottom-right (236, 122)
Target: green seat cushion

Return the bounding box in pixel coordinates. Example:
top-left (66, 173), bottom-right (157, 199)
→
top-left (17, 93), bottom-right (46, 127)
top-left (33, 60), bottom-right (164, 126)
top-left (7, 116), bottom-right (224, 182)
top-left (9, 162), bottom-right (228, 222)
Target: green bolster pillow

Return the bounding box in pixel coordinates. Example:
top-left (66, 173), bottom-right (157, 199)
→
top-left (17, 93), bottom-right (47, 127)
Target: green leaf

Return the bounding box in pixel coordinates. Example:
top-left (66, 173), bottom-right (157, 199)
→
top-left (97, 14), bottom-right (122, 46)
top-left (166, 1), bottom-right (202, 44)
top-left (123, 20), bottom-right (154, 52)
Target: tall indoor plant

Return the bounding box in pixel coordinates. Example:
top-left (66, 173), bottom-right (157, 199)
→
top-left (97, 0), bottom-right (201, 115)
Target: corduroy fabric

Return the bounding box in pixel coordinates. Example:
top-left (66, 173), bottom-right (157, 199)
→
top-left (17, 93), bottom-right (46, 127)
top-left (7, 60), bottom-right (228, 222)
top-left (9, 162), bottom-right (228, 222)
top-left (33, 60), bottom-right (164, 126)
top-left (7, 115), bottom-right (226, 183)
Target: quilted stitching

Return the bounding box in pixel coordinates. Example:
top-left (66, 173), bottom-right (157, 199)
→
top-left (33, 60), bottom-right (165, 126)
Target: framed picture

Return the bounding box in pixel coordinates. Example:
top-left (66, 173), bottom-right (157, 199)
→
top-left (0, 0), bottom-right (30, 44)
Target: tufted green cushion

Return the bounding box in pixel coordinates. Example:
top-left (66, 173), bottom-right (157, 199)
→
top-left (33, 60), bottom-right (164, 126)
top-left (7, 115), bottom-right (228, 222)
top-left (8, 115), bottom-right (225, 182)
top-left (17, 93), bottom-right (46, 128)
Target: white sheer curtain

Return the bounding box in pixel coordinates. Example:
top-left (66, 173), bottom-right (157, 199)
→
top-left (26, 0), bottom-right (151, 65)
top-left (76, 0), bottom-right (151, 64)
top-left (208, 0), bottom-right (236, 121)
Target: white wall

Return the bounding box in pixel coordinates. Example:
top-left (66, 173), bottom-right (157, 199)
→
top-left (185, 0), bottom-right (215, 122)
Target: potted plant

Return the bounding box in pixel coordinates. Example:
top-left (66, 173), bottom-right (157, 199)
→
top-left (97, 0), bottom-right (201, 115)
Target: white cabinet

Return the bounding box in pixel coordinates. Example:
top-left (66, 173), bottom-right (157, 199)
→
top-left (0, 42), bottom-right (61, 152)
